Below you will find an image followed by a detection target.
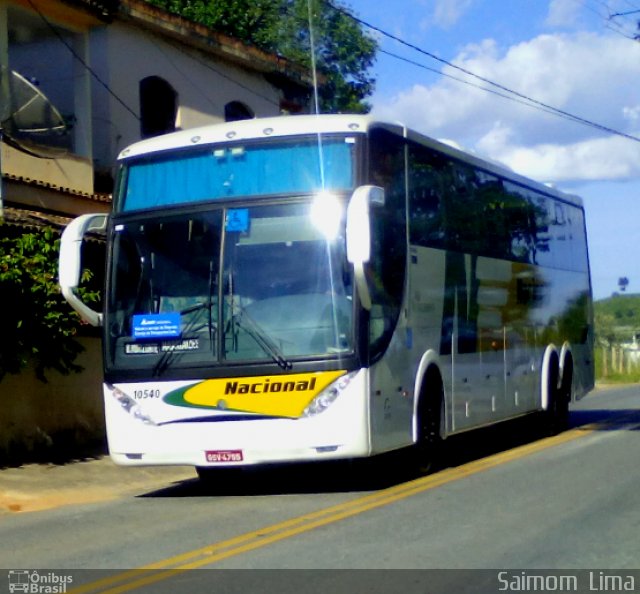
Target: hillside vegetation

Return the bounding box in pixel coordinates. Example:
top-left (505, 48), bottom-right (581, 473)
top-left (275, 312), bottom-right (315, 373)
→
top-left (594, 293), bottom-right (640, 346)
top-left (593, 293), bottom-right (640, 383)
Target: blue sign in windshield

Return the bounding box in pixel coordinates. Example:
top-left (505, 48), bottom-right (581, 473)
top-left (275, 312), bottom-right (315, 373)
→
top-left (121, 138), bottom-right (354, 212)
top-left (132, 313), bottom-right (181, 339)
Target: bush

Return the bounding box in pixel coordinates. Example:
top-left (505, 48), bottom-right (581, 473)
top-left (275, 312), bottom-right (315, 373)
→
top-left (0, 226), bottom-right (100, 382)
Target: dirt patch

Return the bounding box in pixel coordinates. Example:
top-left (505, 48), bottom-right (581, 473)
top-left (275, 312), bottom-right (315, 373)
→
top-left (0, 487), bottom-right (114, 514)
top-left (0, 457), bottom-right (195, 515)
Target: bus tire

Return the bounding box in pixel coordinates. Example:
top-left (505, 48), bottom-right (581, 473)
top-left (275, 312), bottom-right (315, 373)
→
top-left (544, 354), bottom-right (569, 435)
top-left (415, 368), bottom-right (444, 474)
top-left (557, 355), bottom-right (573, 430)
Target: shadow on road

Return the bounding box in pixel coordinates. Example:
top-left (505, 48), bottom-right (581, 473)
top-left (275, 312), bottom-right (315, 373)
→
top-left (570, 408), bottom-right (640, 429)
top-left (139, 405), bottom-right (640, 500)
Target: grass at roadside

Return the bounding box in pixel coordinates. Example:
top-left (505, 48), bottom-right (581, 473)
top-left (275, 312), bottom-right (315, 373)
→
top-left (596, 372), bottom-right (640, 385)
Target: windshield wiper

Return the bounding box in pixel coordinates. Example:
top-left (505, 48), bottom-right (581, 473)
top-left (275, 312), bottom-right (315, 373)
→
top-left (231, 306), bottom-right (292, 371)
top-left (178, 300), bottom-right (217, 332)
top-left (152, 301), bottom-right (217, 376)
top-left (180, 301), bottom-right (213, 315)
top-left (153, 259), bottom-right (220, 376)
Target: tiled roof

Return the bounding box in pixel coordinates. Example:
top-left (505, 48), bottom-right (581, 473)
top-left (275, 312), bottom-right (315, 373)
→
top-left (64, 0), bottom-right (119, 21)
top-left (1, 206), bottom-right (73, 231)
top-left (118, 0), bottom-right (313, 87)
top-left (2, 171), bottom-right (112, 205)
top-left (1, 207), bottom-right (106, 242)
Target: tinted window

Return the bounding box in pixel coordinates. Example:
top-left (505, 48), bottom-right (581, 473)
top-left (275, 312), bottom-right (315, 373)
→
top-left (408, 141), bottom-right (588, 271)
top-left (368, 128), bottom-right (407, 360)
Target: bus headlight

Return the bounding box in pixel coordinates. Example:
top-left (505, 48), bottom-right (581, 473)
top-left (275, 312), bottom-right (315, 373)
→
top-left (108, 384), bottom-right (157, 426)
top-left (302, 371), bottom-right (358, 417)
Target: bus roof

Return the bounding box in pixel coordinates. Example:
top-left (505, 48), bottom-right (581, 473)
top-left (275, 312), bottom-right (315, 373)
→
top-left (117, 114), bottom-right (378, 160)
top-left (118, 114), bottom-right (582, 208)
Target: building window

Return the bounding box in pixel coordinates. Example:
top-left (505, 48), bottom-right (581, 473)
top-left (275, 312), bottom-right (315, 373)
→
top-left (139, 76), bottom-right (177, 138)
top-left (224, 101), bottom-right (254, 122)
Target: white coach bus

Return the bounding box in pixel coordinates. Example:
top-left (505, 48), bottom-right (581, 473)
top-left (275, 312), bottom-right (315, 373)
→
top-left (59, 115), bottom-right (594, 476)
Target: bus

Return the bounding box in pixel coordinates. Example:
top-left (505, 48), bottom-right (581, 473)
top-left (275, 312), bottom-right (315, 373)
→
top-left (58, 114), bottom-right (594, 476)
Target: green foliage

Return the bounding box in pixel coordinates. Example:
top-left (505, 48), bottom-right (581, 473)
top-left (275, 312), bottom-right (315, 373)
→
top-left (594, 293), bottom-right (640, 346)
top-left (144, 0), bottom-right (377, 113)
top-left (273, 0), bottom-right (377, 113)
top-left (146, 0), bottom-right (277, 45)
top-left (0, 226), bottom-right (100, 382)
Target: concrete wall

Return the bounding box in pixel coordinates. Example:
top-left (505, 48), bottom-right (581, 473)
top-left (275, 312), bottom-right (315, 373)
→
top-left (91, 21), bottom-right (284, 171)
top-left (2, 143), bottom-right (95, 196)
top-left (0, 338), bottom-right (105, 464)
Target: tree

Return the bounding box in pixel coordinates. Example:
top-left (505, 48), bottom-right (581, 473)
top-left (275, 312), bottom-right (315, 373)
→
top-left (144, 0), bottom-right (377, 113)
top-left (618, 277), bottom-right (629, 292)
top-left (0, 226), bottom-right (100, 382)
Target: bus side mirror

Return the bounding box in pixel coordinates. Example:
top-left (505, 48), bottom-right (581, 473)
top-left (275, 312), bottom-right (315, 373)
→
top-left (59, 213), bottom-right (109, 327)
top-left (346, 185), bottom-right (384, 311)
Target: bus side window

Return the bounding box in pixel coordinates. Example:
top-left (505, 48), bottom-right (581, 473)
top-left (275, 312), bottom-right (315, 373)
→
top-left (408, 142), bottom-right (445, 248)
top-left (368, 128), bottom-right (407, 360)
top-left (551, 203), bottom-right (572, 270)
top-left (569, 205), bottom-right (589, 272)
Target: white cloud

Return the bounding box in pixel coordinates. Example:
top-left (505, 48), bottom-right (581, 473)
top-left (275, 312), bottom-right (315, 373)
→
top-left (431, 0), bottom-right (475, 29)
top-left (477, 123), bottom-right (640, 181)
top-left (372, 31), bottom-right (640, 183)
top-left (624, 105), bottom-right (640, 122)
top-left (545, 0), bottom-right (582, 28)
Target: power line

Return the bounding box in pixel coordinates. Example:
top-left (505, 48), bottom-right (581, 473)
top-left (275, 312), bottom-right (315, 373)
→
top-left (162, 37), bottom-right (281, 109)
top-left (26, 0), bottom-right (140, 121)
top-left (573, 0), bottom-right (637, 39)
top-left (327, 0), bottom-right (640, 144)
top-left (609, 7), bottom-right (640, 16)
top-left (23, 0), bottom-right (640, 146)
top-left (26, 0), bottom-right (296, 122)
top-left (619, 0), bottom-right (640, 12)
top-left (378, 48), bottom-right (589, 123)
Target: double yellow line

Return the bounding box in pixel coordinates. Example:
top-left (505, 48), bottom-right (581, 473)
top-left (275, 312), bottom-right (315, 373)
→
top-left (69, 416), bottom-right (633, 594)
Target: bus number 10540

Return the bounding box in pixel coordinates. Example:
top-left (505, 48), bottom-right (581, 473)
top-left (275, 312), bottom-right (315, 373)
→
top-left (134, 389), bottom-right (161, 399)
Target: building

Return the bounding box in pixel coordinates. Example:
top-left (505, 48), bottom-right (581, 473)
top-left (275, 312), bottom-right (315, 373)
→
top-left (1, 0), bottom-right (313, 226)
top-left (0, 0), bottom-right (313, 461)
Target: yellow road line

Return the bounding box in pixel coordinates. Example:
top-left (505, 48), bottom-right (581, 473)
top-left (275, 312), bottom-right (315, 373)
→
top-left (69, 414), bottom-right (635, 594)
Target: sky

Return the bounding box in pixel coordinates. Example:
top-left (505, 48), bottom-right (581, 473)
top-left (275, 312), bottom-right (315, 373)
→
top-left (344, 0), bottom-right (640, 301)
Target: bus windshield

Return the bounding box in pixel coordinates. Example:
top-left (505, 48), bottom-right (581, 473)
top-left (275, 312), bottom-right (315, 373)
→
top-left (105, 201), bottom-right (354, 373)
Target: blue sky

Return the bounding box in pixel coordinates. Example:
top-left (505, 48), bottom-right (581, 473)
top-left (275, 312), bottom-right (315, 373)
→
top-left (344, 0), bottom-right (640, 300)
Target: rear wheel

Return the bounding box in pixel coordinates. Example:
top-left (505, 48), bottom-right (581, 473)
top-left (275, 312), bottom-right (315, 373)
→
top-left (544, 356), bottom-right (570, 435)
top-left (556, 356), bottom-right (573, 430)
top-left (415, 369), bottom-right (444, 474)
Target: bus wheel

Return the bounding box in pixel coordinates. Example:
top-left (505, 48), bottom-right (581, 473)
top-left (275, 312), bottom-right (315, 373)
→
top-left (415, 370), bottom-right (444, 474)
top-left (557, 356), bottom-right (573, 431)
top-left (544, 357), bottom-right (569, 435)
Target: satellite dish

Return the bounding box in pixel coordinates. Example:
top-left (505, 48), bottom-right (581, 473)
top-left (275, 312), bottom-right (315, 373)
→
top-left (0, 68), bottom-right (70, 158)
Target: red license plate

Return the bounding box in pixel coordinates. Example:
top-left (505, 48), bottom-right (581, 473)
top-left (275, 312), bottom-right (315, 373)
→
top-left (205, 450), bottom-right (243, 463)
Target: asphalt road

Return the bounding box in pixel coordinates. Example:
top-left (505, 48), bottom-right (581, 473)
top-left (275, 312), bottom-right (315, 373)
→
top-left (1, 385), bottom-right (639, 594)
